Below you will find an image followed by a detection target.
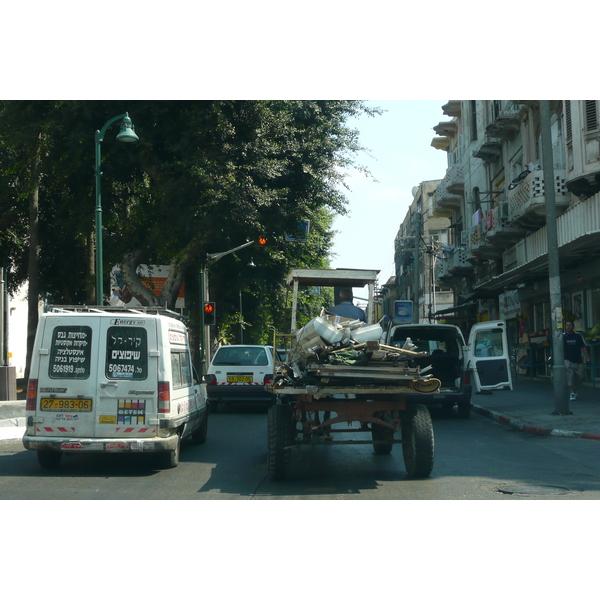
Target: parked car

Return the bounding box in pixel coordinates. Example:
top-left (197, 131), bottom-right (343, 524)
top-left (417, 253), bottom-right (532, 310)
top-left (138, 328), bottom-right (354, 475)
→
top-left (206, 345), bottom-right (284, 410)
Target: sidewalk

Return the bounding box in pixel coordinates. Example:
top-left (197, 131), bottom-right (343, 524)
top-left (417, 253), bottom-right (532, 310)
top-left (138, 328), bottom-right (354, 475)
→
top-left (471, 376), bottom-right (600, 440)
top-left (1, 376), bottom-right (599, 442)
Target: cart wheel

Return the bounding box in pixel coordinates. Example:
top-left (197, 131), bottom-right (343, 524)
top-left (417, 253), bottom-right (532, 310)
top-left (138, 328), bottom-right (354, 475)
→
top-left (37, 451), bottom-right (62, 469)
top-left (402, 404), bottom-right (434, 478)
top-left (267, 403), bottom-right (294, 481)
top-left (372, 411), bottom-right (394, 455)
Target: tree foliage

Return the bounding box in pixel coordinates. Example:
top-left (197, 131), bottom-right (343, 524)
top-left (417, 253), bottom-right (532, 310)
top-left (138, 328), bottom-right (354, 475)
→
top-left (0, 100), bottom-right (379, 353)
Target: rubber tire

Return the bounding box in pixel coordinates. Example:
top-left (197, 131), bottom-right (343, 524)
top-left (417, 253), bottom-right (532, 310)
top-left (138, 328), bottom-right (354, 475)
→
top-left (192, 411), bottom-right (209, 445)
top-left (372, 411), bottom-right (394, 455)
top-left (37, 451), bottom-right (62, 469)
top-left (267, 404), bottom-right (293, 481)
top-left (402, 404), bottom-right (434, 478)
top-left (159, 432), bottom-right (181, 469)
top-left (457, 401), bottom-right (471, 419)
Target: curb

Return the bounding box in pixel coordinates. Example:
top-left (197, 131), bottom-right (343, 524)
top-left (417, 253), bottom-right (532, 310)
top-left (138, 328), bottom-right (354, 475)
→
top-left (471, 404), bottom-right (600, 441)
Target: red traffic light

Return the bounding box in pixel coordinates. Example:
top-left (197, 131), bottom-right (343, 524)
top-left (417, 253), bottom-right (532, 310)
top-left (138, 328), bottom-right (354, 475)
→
top-left (257, 236), bottom-right (267, 246)
top-left (203, 302), bottom-right (216, 325)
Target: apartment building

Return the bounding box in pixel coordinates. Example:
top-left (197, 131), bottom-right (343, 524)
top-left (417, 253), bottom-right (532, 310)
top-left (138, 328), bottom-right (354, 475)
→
top-left (388, 180), bottom-right (454, 323)
top-left (430, 100), bottom-right (600, 377)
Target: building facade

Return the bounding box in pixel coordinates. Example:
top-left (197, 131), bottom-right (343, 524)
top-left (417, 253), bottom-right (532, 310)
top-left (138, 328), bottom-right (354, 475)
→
top-left (428, 100), bottom-right (600, 377)
top-left (390, 180), bottom-right (453, 323)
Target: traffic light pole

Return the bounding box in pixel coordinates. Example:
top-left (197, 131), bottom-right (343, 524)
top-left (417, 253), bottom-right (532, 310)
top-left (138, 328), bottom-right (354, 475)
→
top-left (198, 237), bottom-right (267, 376)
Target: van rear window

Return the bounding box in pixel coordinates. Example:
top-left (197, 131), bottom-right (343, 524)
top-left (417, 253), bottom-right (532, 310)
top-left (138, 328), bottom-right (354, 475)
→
top-left (106, 326), bottom-right (148, 380)
top-left (49, 326), bottom-right (92, 379)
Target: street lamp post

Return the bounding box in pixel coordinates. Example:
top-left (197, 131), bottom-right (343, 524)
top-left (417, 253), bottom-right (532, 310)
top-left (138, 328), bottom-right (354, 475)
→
top-left (94, 113), bottom-right (139, 305)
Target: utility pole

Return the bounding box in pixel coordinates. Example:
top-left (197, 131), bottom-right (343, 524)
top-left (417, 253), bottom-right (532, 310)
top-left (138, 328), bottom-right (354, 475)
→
top-left (539, 100), bottom-right (569, 415)
top-left (412, 212), bottom-right (422, 323)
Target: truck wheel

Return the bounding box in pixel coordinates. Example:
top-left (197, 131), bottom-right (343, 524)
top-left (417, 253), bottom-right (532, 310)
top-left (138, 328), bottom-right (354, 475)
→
top-left (457, 402), bottom-right (471, 419)
top-left (37, 451), bottom-right (62, 469)
top-left (402, 404), bottom-right (434, 478)
top-left (159, 432), bottom-right (181, 469)
top-left (192, 411), bottom-right (209, 445)
top-left (372, 411), bottom-right (394, 455)
top-left (267, 403), bottom-right (293, 481)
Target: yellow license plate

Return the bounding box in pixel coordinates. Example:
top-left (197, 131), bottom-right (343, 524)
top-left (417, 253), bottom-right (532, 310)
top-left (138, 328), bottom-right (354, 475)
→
top-left (227, 376), bottom-right (253, 383)
top-left (41, 398), bottom-right (93, 412)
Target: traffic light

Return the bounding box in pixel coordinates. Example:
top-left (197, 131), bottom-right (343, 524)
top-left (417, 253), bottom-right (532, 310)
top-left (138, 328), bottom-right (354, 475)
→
top-left (257, 235), bottom-right (267, 246)
top-left (204, 302), bottom-right (216, 325)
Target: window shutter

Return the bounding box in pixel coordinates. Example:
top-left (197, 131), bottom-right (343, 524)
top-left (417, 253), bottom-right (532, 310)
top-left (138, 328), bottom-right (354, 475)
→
top-left (565, 100), bottom-right (572, 142)
top-left (585, 100), bottom-right (598, 132)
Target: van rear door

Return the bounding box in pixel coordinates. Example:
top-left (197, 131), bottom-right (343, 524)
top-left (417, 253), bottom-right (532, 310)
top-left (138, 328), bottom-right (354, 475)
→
top-left (468, 321), bottom-right (513, 391)
top-left (35, 316), bottom-right (101, 439)
top-left (95, 316), bottom-right (159, 439)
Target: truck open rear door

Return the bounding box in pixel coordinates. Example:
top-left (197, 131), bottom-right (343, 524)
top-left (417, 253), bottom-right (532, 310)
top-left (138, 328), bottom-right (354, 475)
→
top-left (468, 321), bottom-right (513, 391)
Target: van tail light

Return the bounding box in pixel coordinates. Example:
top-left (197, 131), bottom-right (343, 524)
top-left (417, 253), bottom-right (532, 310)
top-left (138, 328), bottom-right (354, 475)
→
top-left (263, 374), bottom-right (274, 385)
top-left (462, 370), bottom-right (471, 385)
top-left (205, 374), bottom-right (217, 386)
top-left (158, 381), bottom-right (171, 413)
top-left (26, 380), bottom-right (38, 411)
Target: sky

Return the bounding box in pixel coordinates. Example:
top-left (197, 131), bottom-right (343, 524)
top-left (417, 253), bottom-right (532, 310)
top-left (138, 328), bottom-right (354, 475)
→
top-left (329, 100), bottom-right (450, 290)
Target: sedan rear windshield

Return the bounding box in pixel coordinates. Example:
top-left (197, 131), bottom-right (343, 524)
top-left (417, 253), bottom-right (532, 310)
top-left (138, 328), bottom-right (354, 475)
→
top-left (213, 347), bottom-right (272, 366)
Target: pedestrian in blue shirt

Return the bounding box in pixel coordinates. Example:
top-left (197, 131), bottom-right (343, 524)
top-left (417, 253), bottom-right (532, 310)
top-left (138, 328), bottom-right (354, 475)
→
top-left (329, 289), bottom-right (367, 323)
top-left (563, 320), bottom-right (590, 401)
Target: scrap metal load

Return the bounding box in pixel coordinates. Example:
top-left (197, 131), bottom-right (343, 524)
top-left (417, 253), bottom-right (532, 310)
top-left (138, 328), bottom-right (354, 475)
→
top-left (272, 314), bottom-right (441, 394)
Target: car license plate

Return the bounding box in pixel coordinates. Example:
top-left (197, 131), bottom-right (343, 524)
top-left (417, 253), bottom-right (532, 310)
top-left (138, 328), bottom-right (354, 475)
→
top-left (227, 376), bottom-right (253, 383)
top-left (41, 398), bottom-right (93, 412)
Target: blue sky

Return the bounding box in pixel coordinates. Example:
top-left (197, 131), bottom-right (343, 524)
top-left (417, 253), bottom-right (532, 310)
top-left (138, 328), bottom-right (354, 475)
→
top-left (329, 100), bottom-right (450, 289)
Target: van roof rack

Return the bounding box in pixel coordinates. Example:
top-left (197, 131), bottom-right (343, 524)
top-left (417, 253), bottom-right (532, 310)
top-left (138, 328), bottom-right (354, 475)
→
top-left (45, 305), bottom-right (186, 320)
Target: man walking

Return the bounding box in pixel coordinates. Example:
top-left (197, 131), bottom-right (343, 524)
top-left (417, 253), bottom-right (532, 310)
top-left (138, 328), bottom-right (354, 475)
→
top-left (563, 320), bottom-right (590, 401)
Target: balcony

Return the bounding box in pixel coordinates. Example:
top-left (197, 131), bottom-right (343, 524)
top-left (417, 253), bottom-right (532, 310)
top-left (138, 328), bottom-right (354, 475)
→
top-left (483, 203), bottom-right (524, 247)
top-left (433, 121), bottom-right (458, 137)
top-left (466, 221), bottom-right (503, 262)
top-left (507, 169), bottom-right (571, 227)
top-left (446, 247), bottom-right (472, 276)
top-left (442, 100), bottom-right (461, 118)
top-left (472, 135), bottom-right (502, 162)
top-left (485, 101), bottom-right (522, 139)
top-left (434, 164), bottom-right (464, 214)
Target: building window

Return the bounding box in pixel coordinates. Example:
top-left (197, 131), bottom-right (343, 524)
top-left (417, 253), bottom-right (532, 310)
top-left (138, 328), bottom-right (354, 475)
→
top-left (470, 100), bottom-right (478, 141)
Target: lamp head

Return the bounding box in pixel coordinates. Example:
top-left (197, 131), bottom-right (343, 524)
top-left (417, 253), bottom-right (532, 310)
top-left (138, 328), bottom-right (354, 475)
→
top-left (247, 257), bottom-right (256, 268)
top-left (116, 113), bottom-right (139, 143)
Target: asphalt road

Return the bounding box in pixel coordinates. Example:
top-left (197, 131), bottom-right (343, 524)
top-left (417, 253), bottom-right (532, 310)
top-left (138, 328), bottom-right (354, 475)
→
top-left (3, 405), bottom-right (600, 500)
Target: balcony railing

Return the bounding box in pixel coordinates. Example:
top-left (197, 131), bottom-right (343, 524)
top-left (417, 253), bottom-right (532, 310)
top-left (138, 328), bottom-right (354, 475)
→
top-left (472, 135), bottom-right (502, 162)
top-left (434, 164), bottom-right (464, 213)
top-left (507, 169), bottom-right (570, 226)
top-left (485, 101), bottom-right (522, 139)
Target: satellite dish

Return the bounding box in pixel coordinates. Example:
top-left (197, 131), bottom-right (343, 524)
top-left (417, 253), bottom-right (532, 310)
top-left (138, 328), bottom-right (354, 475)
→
top-left (411, 186), bottom-right (419, 197)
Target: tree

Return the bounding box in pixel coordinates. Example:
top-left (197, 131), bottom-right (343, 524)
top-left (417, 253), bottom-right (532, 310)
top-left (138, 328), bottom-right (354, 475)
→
top-left (0, 100), bottom-right (379, 372)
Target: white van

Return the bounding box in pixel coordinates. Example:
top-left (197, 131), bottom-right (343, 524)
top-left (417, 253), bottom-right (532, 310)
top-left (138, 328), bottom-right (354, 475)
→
top-left (23, 306), bottom-right (208, 469)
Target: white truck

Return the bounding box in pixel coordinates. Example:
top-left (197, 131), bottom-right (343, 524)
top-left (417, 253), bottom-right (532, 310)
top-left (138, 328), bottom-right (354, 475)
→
top-left (23, 306), bottom-right (209, 469)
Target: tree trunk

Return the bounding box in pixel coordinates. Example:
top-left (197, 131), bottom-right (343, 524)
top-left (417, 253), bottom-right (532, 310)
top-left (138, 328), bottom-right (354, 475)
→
top-left (24, 133), bottom-right (43, 381)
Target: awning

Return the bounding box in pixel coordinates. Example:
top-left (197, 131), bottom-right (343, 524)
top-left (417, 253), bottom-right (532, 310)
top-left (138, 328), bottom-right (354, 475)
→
top-left (433, 301), bottom-right (477, 316)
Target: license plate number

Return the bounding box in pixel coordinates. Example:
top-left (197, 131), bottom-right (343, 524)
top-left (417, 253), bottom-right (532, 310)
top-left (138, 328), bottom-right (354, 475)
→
top-left (227, 376), bottom-right (253, 383)
top-left (41, 398), bottom-right (93, 412)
